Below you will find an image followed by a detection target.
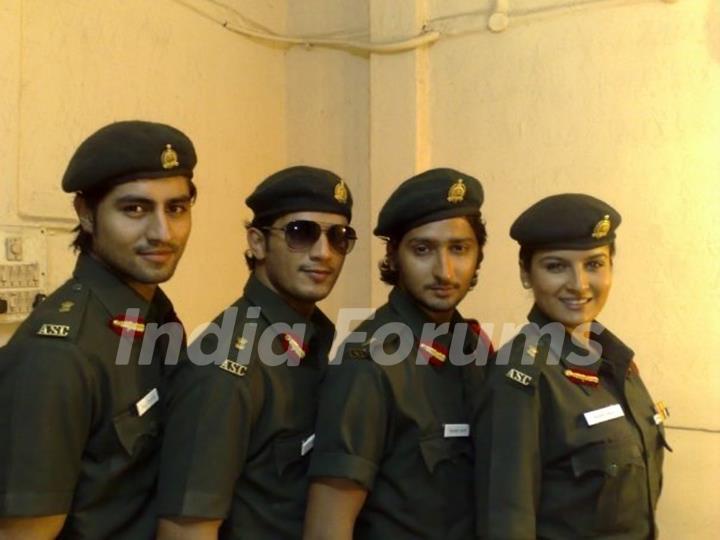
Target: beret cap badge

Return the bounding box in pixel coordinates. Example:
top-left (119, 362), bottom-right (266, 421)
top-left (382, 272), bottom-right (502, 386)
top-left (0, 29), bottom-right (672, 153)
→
top-left (161, 144), bottom-right (180, 170)
top-left (447, 179), bottom-right (466, 203)
top-left (592, 214), bottom-right (611, 239)
top-left (334, 180), bottom-right (348, 204)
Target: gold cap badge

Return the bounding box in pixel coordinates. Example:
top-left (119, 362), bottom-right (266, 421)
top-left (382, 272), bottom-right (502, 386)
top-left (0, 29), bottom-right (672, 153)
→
top-left (447, 179), bottom-right (466, 203)
top-left (592, 214), bottom-right (611, 239)
top-left (161, 144), bottom-right (179, 170)
top-left (334, 180), bottom-right (348, 204)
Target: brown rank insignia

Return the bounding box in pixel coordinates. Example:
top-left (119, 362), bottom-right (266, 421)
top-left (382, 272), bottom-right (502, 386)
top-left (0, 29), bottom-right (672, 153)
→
top-left (592, 214), bottom-right (611, 239)
top-left (161, 144), bottom-right (179, 169)
top-left (109, 315), bottom-right (146, 340)
top-left (281, 333), bottom-right (307, 363)
top-left (447, 179), bottom-right (466, 203)
top-left (334, 180), bottom-right (348, 204)
top-left (419, 341), bottom-right (448, 367)
top-left (564, 367), bottom-right (600, 387)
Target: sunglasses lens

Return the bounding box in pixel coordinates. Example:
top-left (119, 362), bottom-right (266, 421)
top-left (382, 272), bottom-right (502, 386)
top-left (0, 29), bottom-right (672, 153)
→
top-left (284, 221), bottom-right (322, 250)
top-left (327, 225), bottom-right (357, 255)
top-left (283, 221), bottom-right (357, 254)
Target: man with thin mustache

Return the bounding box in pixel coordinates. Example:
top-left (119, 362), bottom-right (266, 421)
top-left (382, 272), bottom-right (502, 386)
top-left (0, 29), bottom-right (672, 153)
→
top-left (156, 166), bottom-right (356, 539)
top-left (0, 120), bottom-right (197, 539)
top-left (304, 168), bottom-right (491, 540)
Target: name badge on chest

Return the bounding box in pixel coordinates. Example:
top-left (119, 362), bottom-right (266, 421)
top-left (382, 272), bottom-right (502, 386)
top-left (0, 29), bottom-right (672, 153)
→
top-left (136, 388), bottom-right (159, 417)
top-left (301, 434), bottom-right (315, 456)
top-left (584, 403), bottom-right (624, 426)
top-left (443, 423), bottom-right (470, 438)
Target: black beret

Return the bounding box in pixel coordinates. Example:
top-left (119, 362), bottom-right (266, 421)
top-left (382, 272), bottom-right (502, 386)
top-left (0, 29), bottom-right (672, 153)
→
top-left (510, 193), bottom-right (621, 250)
top-left (374, 168), bottom-right (484, 238)
top-left (62, 120), bottom-right (197, 193)
top-left (246, 166), bottom-right (353, 223)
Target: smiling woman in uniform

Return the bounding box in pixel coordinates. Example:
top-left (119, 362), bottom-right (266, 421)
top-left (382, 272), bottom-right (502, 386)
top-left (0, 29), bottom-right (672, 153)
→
top-left (474, 193), bottom-right (668, 539)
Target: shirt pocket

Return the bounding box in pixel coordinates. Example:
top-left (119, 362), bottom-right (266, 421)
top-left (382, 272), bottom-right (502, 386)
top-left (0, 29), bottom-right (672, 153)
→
top-left (112, 408), bottom-right (160, 458)
top-left (571, 441), bottom-right (646, 533)
top-left (417, 434), bottom-right (474, 525)
top-left (419, 435), bottom-right (472, 473)
top-left (274, 433), bottom-right (312, 478)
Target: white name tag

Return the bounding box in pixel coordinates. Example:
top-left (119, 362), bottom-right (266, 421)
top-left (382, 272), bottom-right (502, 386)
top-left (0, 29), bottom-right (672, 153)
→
top-left (584, 404), bottom-right (624, 426)
top-left (444, 423), bottom-right (470, 438)
top-left (301, 434), bottom-right (315, 456)
top-left (135, 388), bottom-right (159, 417)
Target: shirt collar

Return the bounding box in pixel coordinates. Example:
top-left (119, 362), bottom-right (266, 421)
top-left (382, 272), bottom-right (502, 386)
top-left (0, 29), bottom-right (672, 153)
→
top-left (243, 274), bottom-right (335, 353)
top-left (388, 287), bottom-right (464, 348)
top-left (527, 303), bottom-right (634, 375)
top-left (73, 254), bottom-right (169, 321)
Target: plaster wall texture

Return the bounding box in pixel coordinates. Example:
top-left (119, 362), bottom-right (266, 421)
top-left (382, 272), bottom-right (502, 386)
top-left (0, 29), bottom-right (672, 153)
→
top-left (285, 0), bottom-right (372, 320)
top-left (0, 0), bottom-right (288, 338)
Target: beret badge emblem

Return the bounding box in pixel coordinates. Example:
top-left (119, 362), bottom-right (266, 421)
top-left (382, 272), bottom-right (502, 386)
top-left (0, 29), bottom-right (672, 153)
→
top-left (592, 214), bottom-right (611, 239)
top-left (447, 179), bottom-right (466, 203)
top-left (334, 180), bottom-right (348, 204)
top-left (161, 144), bottom-right (180, 169)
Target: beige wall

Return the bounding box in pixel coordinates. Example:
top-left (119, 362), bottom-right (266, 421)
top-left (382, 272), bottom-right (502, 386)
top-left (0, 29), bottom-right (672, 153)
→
top-left (285, 0), bottom-right (372, 318)
top-left (1, 0), bottom-right (718, 536)
top-left (0, 0), bottom-right (288, 341)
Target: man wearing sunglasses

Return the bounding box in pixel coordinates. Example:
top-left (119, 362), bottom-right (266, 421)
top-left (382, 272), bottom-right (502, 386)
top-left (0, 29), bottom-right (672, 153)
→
top-left (304, 168), bottom-right (491, 540)
top-left (157, 166), bottom-right (355, 540)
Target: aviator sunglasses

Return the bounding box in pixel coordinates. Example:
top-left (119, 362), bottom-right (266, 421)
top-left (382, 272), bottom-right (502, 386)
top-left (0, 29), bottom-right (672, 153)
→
top-left (262, 220), bottom-right (357, 255)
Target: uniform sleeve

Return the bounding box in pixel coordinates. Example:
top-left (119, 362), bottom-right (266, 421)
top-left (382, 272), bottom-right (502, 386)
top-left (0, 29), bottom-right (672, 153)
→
top-left (156, 354), bottom-right (258, 519)
top-left (0, 341), bottom-right (94, 516)
top-left (474, 354), bottom-right (542, 539)
top-left (308, 357), bottom-right (389, 490)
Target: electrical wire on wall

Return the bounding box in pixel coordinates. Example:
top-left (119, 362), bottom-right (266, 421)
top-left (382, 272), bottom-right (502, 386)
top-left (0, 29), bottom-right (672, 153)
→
top-left (171, 0), bottom-right (679, 54)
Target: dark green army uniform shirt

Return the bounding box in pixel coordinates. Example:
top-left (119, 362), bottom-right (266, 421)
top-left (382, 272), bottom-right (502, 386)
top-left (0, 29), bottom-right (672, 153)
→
top-left (309, 287), bottom-right (487, 540)
top-left (157, 275), bottom-right (335, 539)
top-left (474, 305), bottom-right (668, 539)
top-left (0, 254), bottom-right (178, 539)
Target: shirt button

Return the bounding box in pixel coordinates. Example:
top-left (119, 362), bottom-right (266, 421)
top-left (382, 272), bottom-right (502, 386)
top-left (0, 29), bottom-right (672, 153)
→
top-left (607, 463), bottom-right (619, 476)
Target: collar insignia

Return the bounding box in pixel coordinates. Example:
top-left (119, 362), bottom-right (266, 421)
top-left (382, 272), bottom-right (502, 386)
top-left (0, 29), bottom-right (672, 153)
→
top-left (447, 179), bottom-right (466, 203)
top-left (419, 341), bottom-right (448, 367)
top-left (282, 333), bottom-right (307, 363)
top-left (109, 315), bottom-right (146, 339)
top-left (564, 368), bottom-right (600, 387)
top-left (161, 144), bottom-right (180, 169)
top-left (653, 401), bottom-right (670, 425)
top-left (592, 214), bottom-right (611, 239)
top-left (59, 301), bottom-right (75, 313)
top-left (334, 180), bottom-right (348, 204)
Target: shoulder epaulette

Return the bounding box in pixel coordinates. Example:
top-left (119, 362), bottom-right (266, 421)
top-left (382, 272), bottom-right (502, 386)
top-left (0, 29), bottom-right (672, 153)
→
top-left (32, 281), bottom-right (90, 342)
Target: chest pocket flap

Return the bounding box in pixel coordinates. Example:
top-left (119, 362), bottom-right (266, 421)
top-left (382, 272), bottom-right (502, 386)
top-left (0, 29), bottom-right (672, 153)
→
top-left (274, 433), bottom-right (312, 477)
top-left (419, 436), bottom-right (472, 474)
top-left (571, 441), bottom-right (644, 478)
top-left (113, 411), bottom-right (159, 457)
